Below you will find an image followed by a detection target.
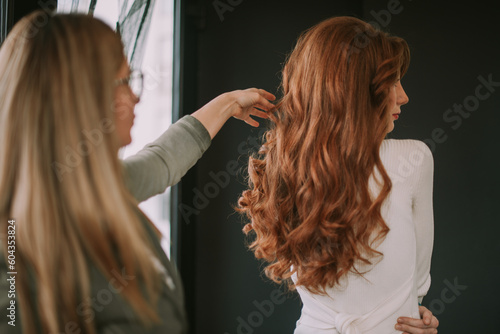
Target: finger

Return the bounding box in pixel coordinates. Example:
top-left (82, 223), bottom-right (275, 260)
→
top-left (250, 109), bottom-right (270, 119)
top-left (245, 88), bottom-right (276, 101)
top-left (433, 317), bottom-right (439, 328)
top-left (253, 105), bottom-right (275, 115)
top-left (418, 306), bottom-right (434, 327)
top-left (397, 317), bottom-right (426, 328)
top-left (255, 96), bottom-right (276, 111)
top-left (245, 116), bottom-right (260, 127)
top-left (423, 311), bottom-right (432, 326)
top-left (418, 306), bottom-right (426, 316)
top-left (257, 88), bottom-right (276, 101)
top-left (395, 323), bottom-right (425, 334)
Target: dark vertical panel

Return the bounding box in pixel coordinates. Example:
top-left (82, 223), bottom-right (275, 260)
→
top-left (0, 0), bottom-right (14, 46)
top-left (363, 0), bottom-right (500, 332)
top-left (172, 0), bottom-right (204, 331)
top-left (171, 0), bottom-right (183, 265)
top-left (0, 0), bottom-right (53, 46)
top-left (189, 1), bottom-right (363, 333)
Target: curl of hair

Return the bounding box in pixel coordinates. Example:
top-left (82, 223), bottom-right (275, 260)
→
top-left (238, 16), bottom-right (410, 294)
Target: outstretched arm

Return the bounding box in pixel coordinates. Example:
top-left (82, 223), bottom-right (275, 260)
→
top-left (191, 88), bottom-right (276, 138)
top-left (122, 115), bottom-right (211, 202)
top-left (122, 88), bottom-right (275, 202)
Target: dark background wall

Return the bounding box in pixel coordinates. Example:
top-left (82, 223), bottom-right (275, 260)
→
top-left (361, 0), bottom-right (500, 332)
top-left (178, 0), bottom-right (500, 333)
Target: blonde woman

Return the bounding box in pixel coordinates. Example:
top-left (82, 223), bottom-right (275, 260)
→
top-left (0, 11), bottom-right (274, 334)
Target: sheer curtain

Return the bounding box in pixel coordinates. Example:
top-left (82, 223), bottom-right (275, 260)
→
top-left (58, 0), bottom-right (156, 70)
top-left (58, 0), bottom-right (174, 257)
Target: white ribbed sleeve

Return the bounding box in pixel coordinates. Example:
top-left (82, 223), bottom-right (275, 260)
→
top-left (381, 139), bottom-right (434, 304)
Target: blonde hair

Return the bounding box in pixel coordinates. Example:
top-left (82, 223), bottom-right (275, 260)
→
top-left (0, 11), bottom-right (161, 333)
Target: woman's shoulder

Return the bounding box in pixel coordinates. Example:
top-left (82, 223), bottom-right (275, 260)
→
top-left (381, 139), bottom-right (433, 162)
top-left (380, 139), bottom-right (434, 184)
top-left (382, 138), bottom-right (431, 152)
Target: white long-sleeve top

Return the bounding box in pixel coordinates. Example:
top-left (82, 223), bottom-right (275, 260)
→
top-left (293, 139), bottom-right (435, 334)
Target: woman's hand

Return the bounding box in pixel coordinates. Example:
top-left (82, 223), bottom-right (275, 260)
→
top-left (225, 88), bottom-right (276, 127)
top-left (191, 88), bottom-right (276, 139)
top-left (395, 306), bottom-right (439, 333)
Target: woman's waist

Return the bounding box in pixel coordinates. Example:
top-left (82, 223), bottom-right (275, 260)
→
top-left (295, 277), bottom-right (419, 334)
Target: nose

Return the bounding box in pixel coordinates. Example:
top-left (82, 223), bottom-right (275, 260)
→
top-left (397, 84), bottom-right (409, 106)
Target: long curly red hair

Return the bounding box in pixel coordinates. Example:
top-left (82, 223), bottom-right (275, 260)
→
top-left (238, 16), bottom-right (410, 294)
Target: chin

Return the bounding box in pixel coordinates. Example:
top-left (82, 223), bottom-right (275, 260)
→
top-left (119, 134), bottom-right (132, 147)
top-left (386, 123), bottom-right (395, 134)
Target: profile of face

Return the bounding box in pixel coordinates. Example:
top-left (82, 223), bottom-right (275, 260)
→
top-left (114, 60), bottom-right (140, 146)
top-left (386, 80), bottom-right (409, 133)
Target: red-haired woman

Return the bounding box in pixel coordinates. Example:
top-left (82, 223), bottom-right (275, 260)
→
top-left (239, 16), bottom-right (439, 334)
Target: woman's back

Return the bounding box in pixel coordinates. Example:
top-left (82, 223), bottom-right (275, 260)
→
top-left (293, 139), bottom-right (434, 333)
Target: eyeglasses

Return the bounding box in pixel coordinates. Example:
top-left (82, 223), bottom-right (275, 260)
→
top-left (115, 70), bottom-right (144, 99)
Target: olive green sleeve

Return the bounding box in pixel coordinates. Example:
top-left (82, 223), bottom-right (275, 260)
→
top-left (122, 115), bottom-right (211, 203)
